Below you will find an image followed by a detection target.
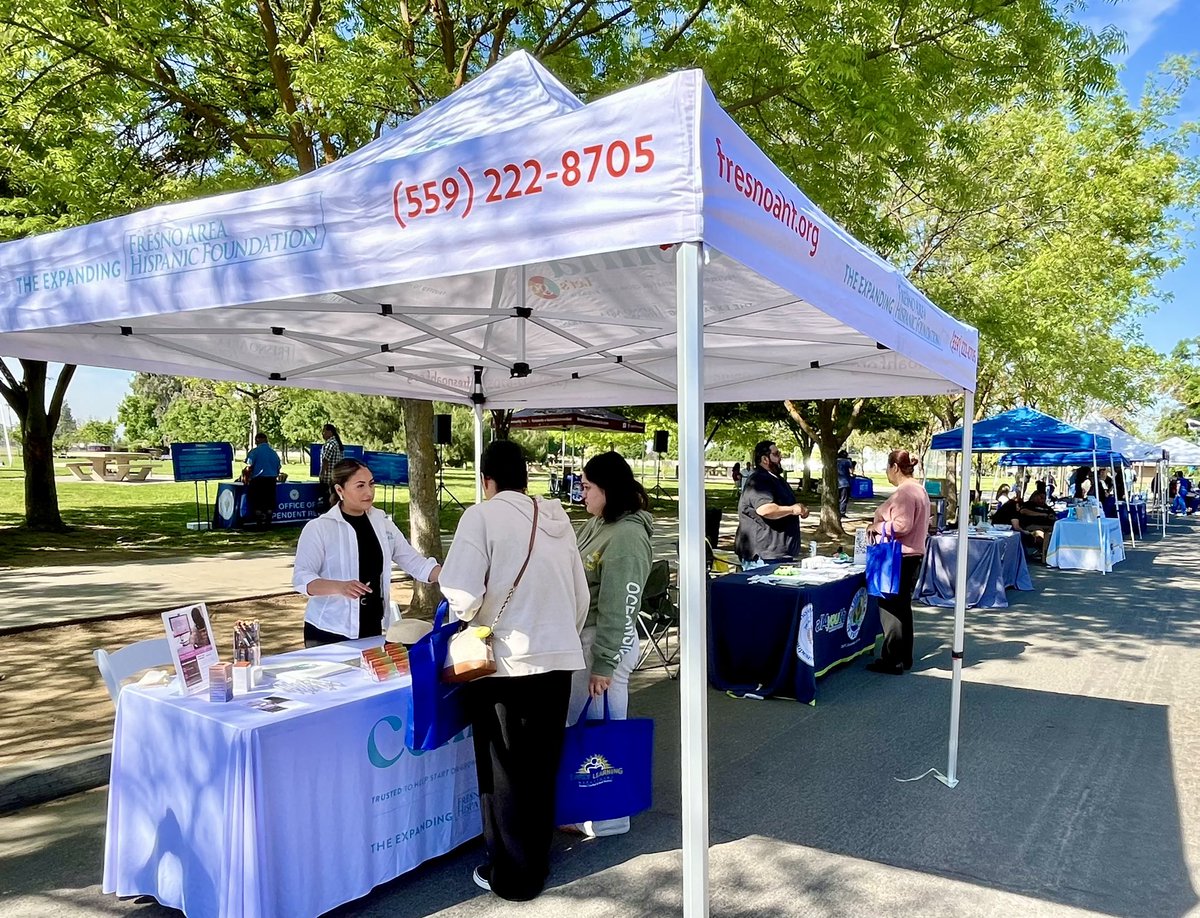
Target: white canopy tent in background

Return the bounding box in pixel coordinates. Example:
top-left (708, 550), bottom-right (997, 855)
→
top-left (1160, 436), bottom-right (1200, 466)
top-left (0, 52), bottom-right (978, 916)
top-left (1076, 414), bottom-right (1169, 537)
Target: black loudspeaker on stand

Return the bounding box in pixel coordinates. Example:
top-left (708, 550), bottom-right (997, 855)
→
top-left (435, 414), bottom-right (453, 446)
top-left (651, 430), bottom-right (669, 502)
top-left (434, 414), bottom-right (464, 510)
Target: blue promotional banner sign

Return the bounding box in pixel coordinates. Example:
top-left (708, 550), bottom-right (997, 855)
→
top-left (364, 451), bottom-right (409, 486)
top-left (308, 443), bottom-right (365, 477)
top-left (172, 442), bottom-right (234, 482)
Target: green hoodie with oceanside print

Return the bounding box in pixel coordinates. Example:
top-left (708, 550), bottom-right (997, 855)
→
top-left (577, 509), bottom-right (655, 678)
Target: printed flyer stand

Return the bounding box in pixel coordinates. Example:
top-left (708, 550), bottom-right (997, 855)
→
top-left (162, 603), bottom-right (219, 695)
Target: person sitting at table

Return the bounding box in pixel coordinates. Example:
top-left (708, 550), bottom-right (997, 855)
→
top-left (991, 493), bottom-right (1022, 528)
top-left (995, 484), bottom-right (1012, 506)
top-left (864, 449), bottom-right (928, 676)
top-left (1013, 490), bottom-right (1057, 563)
top-left (438, 439), bottom-right (588, 901)
top-left (735, 439), bottom-right (809, 563)
top-left (244, 433), bottom-right (281, 530)
top-left (293, 458), bottom-right (441, 647)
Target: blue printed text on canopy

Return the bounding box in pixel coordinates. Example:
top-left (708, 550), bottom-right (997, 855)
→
top-left (930, 407), bottom-right (1111, 453)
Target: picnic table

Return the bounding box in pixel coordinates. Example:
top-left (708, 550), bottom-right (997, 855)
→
top-left (64, 452), bottom-right (155, 482)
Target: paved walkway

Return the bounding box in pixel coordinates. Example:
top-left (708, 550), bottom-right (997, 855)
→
top-left (2, 519), bottom-right (1199, 915)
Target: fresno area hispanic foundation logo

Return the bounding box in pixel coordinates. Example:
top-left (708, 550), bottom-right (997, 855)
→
top-left (527, 275), bottom-right (560, 300)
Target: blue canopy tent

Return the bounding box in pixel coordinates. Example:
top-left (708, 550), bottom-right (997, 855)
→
top-left (930, 407), bottom-right (1112, 453)
top-left (931, 407), bottom-right (1118, 567)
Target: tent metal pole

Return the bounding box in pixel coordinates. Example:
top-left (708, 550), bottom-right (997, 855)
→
top-left (946, 387), bottom-right (974, 788)
top-left (473, 404), bottom-right (484, 505)
top-left (1110, 453), bottom-right (1134, 547)
top-left (676, 241), bottom-right (709, 918)
top-left (1093, 443), bottom-right (1105, 574)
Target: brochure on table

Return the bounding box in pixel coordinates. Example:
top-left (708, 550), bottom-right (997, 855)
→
top-left (162, 603), bottom-right (219, 695)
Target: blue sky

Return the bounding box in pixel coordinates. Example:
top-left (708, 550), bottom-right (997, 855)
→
top-left (49, 4), bottom-right (1200, 421)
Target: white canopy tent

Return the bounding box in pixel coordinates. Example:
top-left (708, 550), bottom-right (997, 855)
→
top-left (1076, 414), bottom-right (1169, 538)
top-left (0, 52), bottom-right (978, 916)
top-left (1160, 436), bottom-right (1200, 467)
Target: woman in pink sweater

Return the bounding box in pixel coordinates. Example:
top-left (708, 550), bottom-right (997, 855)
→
top-left (865, 449), bottom-right (929, 675)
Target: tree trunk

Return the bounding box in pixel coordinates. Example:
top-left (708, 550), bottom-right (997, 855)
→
top-left (490, 409), bottom-right (513, 439)
top-left (402, 399), bottom-right (441, 617)
top-left (815, 433), bottom-right (844, 540)
top-left (799, 439), bottom-right (815, 492)
top-left (0, 360), bottom-right (74, 531)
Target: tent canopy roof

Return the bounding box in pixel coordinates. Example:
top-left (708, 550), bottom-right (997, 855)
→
top-left (1075, 415), bottom-right (1165, 463)
top-left (931, 407), bottom-right (1111, 453)
top-left (1159, 436), bottom-right (1200, 465)
top-left (996, 450), bottom-right (1129, 467)
top-left (0, 53), bottom-right (976, 408)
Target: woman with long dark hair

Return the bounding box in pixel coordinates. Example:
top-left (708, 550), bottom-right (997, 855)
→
top-left (565, 450), bottom-right (654, 837)
top-left (293, 458), bottom-right (440, 647)
top-left (865, 449), bottom-right (928, 675)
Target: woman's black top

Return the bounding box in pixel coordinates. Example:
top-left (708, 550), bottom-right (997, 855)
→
top-left (343, 510), bottom-right (385, 637)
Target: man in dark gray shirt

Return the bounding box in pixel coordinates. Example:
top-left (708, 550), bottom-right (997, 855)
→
top-left (735, 440), bottom-right (810, 562)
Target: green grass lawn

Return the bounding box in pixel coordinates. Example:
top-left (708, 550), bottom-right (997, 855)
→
top-left (0, 456), bottom-right (771, 567)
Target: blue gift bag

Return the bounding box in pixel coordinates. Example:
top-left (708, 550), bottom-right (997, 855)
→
top-left (865, 522), bottom-right (903, 597)
top-left (405, 600), bottom-right (470, 751)
top-left (555, 693), bottom-right (654, 825)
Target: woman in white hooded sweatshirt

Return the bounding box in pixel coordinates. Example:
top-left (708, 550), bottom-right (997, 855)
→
top-left (439, 440), bottom-right (588, 902)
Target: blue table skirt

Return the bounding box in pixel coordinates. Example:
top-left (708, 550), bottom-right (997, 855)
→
top-left (213, 481), bottom-right (323, 528)
top-left (1119, 501), bottom-right (1148, 535)
top-left (914, 532), bottom-right (1033, 610)
top-left (708, 566), bottom-right (881, 703)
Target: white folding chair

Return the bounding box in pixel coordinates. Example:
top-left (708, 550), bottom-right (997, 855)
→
top-left (93, 638), bottom-right (173, 704)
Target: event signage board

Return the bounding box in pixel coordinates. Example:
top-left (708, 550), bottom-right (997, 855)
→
top-left (363, 451), bottom-right (409, 486)
top-left (308, 443), bottom-right (365, 478)
top-left (214, 481), bottom-right (322, 529)
top-left (171, 442), bottom-right (234, 482)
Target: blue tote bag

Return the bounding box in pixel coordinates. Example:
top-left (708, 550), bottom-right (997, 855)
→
top-left (865, 522), bottom-right (903, 597)
top-left (555, 693), bottom-right (654, 825)
top-left (405, 600), bottom-right (470, 751)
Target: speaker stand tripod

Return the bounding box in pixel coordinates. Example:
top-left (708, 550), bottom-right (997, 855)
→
top-left (436, 444), bottom-right (465, 511)
top-left (649, 453), bottom-right (669, 502)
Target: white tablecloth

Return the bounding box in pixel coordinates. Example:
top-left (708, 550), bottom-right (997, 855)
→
top-left (1046, 518), bottom-right (1126, 572)
top-left (103, 639), bottom-right (480, 918)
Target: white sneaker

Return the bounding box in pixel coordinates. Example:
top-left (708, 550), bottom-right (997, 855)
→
top-left (579, 819), bottom-right (631, 837)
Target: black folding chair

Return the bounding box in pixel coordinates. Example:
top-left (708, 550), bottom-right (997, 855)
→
top-left (636, 559), bottom-right (679, 678)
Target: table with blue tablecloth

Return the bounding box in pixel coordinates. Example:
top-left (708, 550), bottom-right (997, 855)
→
top-left (708, 564), bottom-right (880, 703)
top-left (103, 640), bottom-right (480, 918)
top-left (213, 480), bottom-right (324, 528)
top-left (914, 530), bottom-right (1034, 609)
top-left (1046, 518), bottom-right (1125, 572)
top-left (1119, 499), bottom-right (1148, 536)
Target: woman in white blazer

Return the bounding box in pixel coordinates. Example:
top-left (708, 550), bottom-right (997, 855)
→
top-left (293, 459), bottom-right (440, 646)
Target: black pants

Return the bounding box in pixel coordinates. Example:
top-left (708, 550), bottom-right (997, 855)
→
top-left (838, 486), bottom-right (850, 517)
top-left (878, 554), bottom-right (923, 669)
top-left (247, 476), bottom-right (277, 528)
top-left (464, 670), bottom-right (571, 901)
